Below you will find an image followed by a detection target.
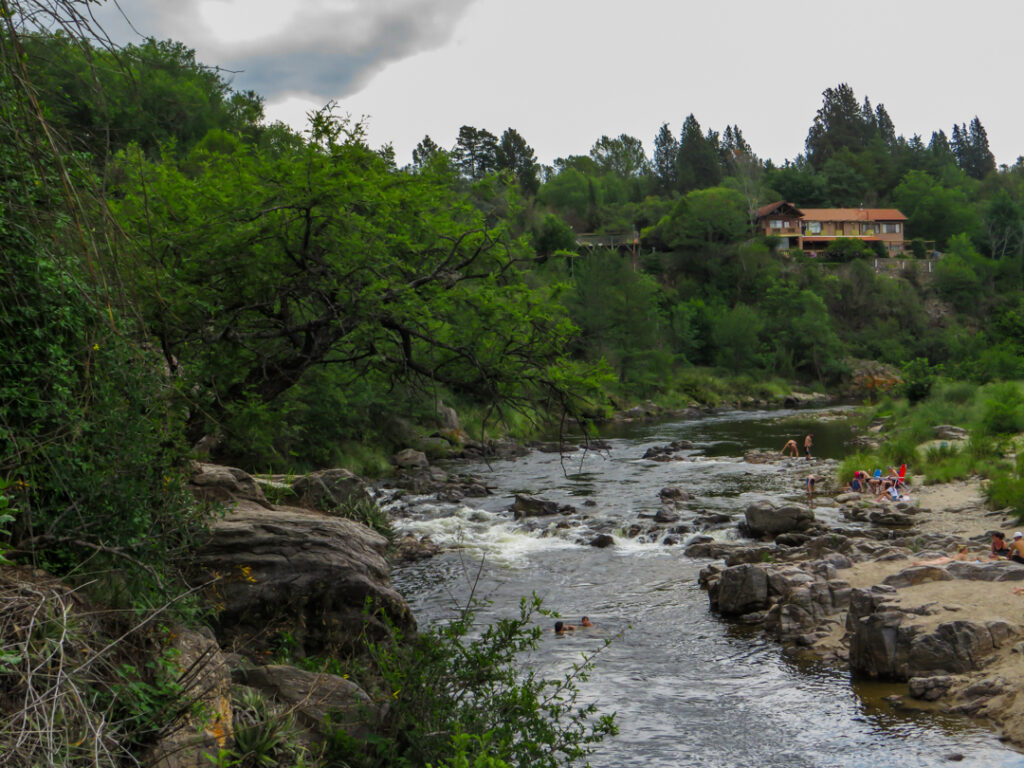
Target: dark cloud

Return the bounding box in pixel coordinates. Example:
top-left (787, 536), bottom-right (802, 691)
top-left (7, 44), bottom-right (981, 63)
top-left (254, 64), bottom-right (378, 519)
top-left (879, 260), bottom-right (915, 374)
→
top-left (94, 0), bottom-right (477, 99)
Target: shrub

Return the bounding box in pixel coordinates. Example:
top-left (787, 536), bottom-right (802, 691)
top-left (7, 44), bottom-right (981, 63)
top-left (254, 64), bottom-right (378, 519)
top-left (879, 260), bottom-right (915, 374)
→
top-left (978, 382), bottom-right (1024, 436)
top-left (322, 595), bottom-right (617, 768)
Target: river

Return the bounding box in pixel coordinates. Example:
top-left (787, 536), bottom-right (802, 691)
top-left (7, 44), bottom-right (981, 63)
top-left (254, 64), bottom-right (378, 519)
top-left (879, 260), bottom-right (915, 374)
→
top-left (387, 407), bottom-right (1024, 768)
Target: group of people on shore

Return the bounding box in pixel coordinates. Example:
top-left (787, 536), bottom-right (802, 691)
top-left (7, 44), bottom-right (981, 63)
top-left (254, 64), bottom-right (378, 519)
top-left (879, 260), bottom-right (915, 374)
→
top-left (909, 532), bottom-right (1024, 567)
top-left (845, 465), bottom-right (908, 502)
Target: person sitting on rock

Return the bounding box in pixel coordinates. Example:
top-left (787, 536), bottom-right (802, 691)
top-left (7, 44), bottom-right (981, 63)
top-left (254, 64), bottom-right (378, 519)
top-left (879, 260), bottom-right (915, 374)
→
top-left (781, 439), bottom-right (799, 457)
top-left (990, 531), bottom-right (1011, 558)
top-left (1009, 532), bottom-right (1024, 564)
top-left (846, 470), bottom-right (868, 493)
top-left (875, 480), bottom-right (899, 502)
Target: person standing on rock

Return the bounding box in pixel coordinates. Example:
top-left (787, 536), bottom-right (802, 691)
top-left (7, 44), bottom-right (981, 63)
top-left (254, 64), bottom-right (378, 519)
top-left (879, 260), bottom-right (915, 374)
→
top-left (781, 439), bottom-right (799, 457)
top-left (804, 433), bottom-right (813, 460)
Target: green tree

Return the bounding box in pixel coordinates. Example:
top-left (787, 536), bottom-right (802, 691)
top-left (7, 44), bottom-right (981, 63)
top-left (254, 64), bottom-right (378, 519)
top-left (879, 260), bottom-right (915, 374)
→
top-left (660, 187), bottom-right (749, 249)
top-left (412, 135), bottom-right (445, 170)
top-left (589, 133), bottom-right (649, 178)
top-left (652, 122), bottom-right (679, 192)
top-left (565, 250), bottom-right (666, 385)
top-left (114, 109), bottom-right (604, 451)
top-left (711, 303), bottom-right (764, 373)
top-left (805, 83), bottom-right (874, 169)
top-left (454, 125), bottom-right (499, 180)
top-left (495, 127), bottom-right (540, 194)
top-left (676, 114), bottom-right (721, 192)
top-left (893, 170), bottom-right (980, 248)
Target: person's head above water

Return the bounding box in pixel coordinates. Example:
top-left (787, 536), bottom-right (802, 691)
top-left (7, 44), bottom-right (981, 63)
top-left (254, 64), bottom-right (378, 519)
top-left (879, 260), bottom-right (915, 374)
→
top-left (580, 616), bottom-right (593, 627)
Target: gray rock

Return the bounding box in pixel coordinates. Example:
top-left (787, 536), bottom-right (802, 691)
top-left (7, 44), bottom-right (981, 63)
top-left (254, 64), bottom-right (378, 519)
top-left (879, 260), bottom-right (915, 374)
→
top-left (146, 627), bottom-right (232, 768)
top-left (191, 463), bottom-right (270, 508)
top-left (882, 565), bottom-right (955, 589)
top-left (654, 507), bottom-right (681, 523)
top-left (196, 501), bottom-right (414, 658)
top-left (512, 495), bottom-right (562, 518)
top-left (714, 564), bottom-right (770, 615)
top-left (659, 486), bottom-right (692, 502)
top-left (291, 468), bottom-right (373, 512)
top-left (945, 560), bottom-right (1024, 582)
top-left (589, 533), bottom-right (615, 548)
top-left (744, 501), bottom-right (815, 538)
top-left (908, 675), bottom-right (954, 701)
top-left (234, 664), bottom-right (376, 738)
top-left (933, 425), bottom-right (969, 441)
top-left (393, 448), bottom-right (429, 469)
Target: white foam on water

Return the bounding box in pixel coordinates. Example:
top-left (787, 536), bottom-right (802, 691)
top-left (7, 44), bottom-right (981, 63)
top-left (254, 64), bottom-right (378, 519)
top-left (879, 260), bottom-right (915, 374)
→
top-left (393, 503), bottom-right (579, 566)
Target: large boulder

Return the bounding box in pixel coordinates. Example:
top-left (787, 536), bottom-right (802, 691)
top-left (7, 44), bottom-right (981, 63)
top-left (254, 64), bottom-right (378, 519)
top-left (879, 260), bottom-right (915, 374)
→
top-left (848, 585), bottom-right (1018, 679)
top-left (196, 500), bottom-right (414, 657)
top-left (713, 564), bottom-right (770, 615)
top-left (743, 501), bottom-right (815, 538)
top-left (512, 495), bottom-right (575, 519)
top-left (147, 627), bottom-right (233, 768)
top-left (392, 449), bottom-right (429, 469)
top-left (290, 468), bottom-right (373, 512)
top-left (191, 463), bottom-right (270, 508)
top-left (233, 664), bottom-right (377, 738)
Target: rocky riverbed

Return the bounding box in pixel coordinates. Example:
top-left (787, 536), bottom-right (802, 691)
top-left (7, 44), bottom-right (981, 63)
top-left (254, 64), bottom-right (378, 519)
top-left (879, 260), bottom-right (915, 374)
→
top-left (697, 474), bottom-right (1024, 746)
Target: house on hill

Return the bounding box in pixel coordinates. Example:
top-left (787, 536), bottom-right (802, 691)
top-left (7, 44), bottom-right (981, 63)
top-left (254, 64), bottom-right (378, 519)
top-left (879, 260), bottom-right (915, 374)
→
top-left (755, 201), bottom-right (907, 256)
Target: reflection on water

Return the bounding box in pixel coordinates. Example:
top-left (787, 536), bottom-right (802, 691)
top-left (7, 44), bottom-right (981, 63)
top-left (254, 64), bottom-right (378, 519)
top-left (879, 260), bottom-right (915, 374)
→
top-left (390, 407), bottom-right (1024, 767)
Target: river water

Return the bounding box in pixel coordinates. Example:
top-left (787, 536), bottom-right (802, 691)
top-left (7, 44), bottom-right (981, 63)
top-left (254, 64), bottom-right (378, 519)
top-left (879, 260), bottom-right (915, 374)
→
top-left (387, 407), bottom-right (1024, 768)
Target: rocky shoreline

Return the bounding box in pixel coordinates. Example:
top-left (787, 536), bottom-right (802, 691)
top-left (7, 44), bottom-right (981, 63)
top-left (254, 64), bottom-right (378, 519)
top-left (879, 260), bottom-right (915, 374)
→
top-left (695, 470), bottom-right (1024, 747)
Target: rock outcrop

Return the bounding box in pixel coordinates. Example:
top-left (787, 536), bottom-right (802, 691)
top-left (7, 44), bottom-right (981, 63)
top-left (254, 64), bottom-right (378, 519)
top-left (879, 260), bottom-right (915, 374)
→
top-left (196, 499), bottom-right (414, 657)
top-left (742, 501), bottom-right (815, 538)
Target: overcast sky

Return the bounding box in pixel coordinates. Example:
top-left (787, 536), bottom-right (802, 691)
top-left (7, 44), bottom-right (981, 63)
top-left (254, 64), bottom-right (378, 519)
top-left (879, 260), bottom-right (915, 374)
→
top-left (93, 0), bottom-right (1024, 168)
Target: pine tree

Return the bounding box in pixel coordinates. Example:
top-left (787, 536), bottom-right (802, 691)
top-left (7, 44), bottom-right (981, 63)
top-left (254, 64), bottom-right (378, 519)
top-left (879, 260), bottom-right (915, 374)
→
top-left (453, 125), bottom-right (498, 181)
top-left (964, 116), bottom-right (996, 179)
top-left (652, 122), bottom-right (679, 192)
top-left (805, 83), bottom-right (873, 168)
top-left (875, 104), bottom-right (896, 145)
top-left (412, 135), bottom-right (442, 170)
top-left (676, 114), bottom-right (720, 192)
top-left (495, 127), bottom-right (540, 194)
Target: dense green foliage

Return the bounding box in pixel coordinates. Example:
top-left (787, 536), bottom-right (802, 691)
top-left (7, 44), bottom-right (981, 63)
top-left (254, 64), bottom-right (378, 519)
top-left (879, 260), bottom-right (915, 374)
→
top-left (323, 597), bottom-right (616, 768)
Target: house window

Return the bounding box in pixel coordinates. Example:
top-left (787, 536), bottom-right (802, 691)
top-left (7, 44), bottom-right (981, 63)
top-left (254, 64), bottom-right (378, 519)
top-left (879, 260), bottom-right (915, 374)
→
top-left (770, 219), bottom-right (784, 229)
top-left (862, 225), bottom-right (876, 235)
top-left (881, 223), bottom-right (901, 233)
top-left (806, 221), bottom-right (821, 234)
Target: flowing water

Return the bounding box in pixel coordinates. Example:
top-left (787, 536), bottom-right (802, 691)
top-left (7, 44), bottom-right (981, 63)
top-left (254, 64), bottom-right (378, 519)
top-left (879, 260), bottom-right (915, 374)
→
top-left (387, 407), bottom-right (1024, 767)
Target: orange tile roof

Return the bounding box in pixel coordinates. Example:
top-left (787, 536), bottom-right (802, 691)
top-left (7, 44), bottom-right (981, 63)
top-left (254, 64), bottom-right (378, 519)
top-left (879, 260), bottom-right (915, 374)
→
top-left (798, 208), bottom-right (907, 222)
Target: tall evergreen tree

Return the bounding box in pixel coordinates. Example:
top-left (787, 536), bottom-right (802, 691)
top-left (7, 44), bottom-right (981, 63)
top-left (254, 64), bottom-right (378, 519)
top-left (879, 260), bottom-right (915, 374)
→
top-left (652, 122), bottom-right (679, 192)
top-left (964, 116), bottom-right (997, 179)
top-left (875, 104), bottom-right (896, 145)
top-left (805, 83), bottom-right (873, 169)
top-left (676, 114), bottom-right (720, 192)
top-left (453, 125), bottom-right (498, 181)
top-left (495, 127), bottom-right (540, 194)
top-left (412, 135), bottom-right (443, 170)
